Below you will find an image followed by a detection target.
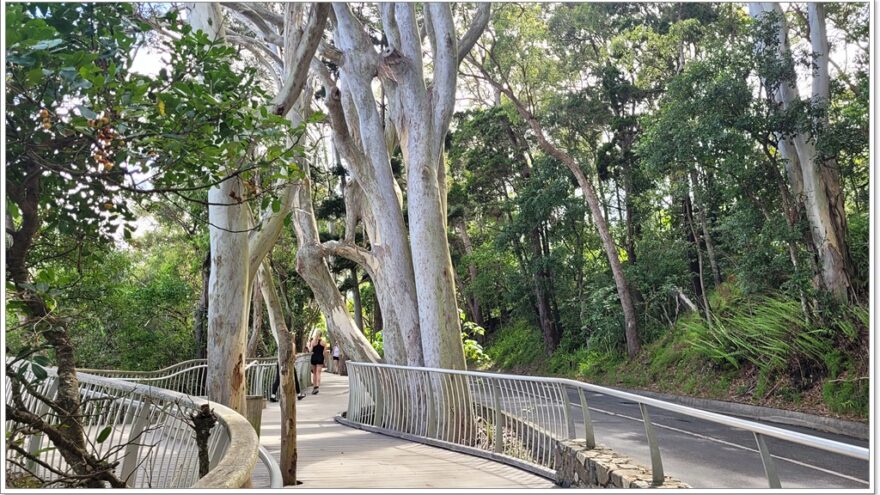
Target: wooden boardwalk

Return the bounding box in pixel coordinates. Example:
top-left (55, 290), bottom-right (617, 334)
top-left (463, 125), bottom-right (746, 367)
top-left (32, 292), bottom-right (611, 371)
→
top-left (251, 372), bottom-right (556, 489)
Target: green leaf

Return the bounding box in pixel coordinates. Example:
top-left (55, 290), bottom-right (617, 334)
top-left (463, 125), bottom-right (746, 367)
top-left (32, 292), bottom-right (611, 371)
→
top-left (307, 111), bottom-right (326, 124)
top-left (30, 363), bottom-right (48, 380)
top-left (26, 67), bottom-right (43, 85)
top-left (96, 426), bottom-right (112, 443)
top-left (78, 106), bottom-right (98, 119)
top-left (30, 38), bottom-right (63, 51)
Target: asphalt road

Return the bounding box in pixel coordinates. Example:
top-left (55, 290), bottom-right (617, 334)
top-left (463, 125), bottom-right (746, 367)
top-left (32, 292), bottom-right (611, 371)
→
top-left (567, 389), bottom-right (870, 489)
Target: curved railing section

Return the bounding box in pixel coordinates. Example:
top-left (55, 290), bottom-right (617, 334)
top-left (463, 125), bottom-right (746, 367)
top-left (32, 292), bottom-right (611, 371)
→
top-left (80, 355), bottom-right (312, 399)
top-left (342, 362), bottom-right (870, 488)
top-left (5, 366), bottom-right (258, 488)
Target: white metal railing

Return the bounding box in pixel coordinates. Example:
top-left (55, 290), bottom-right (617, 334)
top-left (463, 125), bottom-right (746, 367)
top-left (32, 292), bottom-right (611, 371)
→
top-left (75, 354), bottom-right (313, 488)
top-left (81, 355), bottom-right (313, 400)
top-left (343, 362), bottom-right (870, 488)
top-left (4, 366), bottom-right (259, 488)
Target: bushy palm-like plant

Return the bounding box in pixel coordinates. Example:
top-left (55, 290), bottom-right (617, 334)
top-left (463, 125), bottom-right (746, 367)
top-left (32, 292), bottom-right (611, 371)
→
top-left (686, 294), bottom-right (833, 374)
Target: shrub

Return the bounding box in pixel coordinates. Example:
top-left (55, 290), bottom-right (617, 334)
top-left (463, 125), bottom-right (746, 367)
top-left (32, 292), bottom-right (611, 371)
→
top-left (686, 293), bottom-right (832, 374)
top-left (485, 319), bottom-right (543, 370)
top-left (823, 377), bottom-right (869, 416)
top-left (460, 311), bottom-right (491, 367)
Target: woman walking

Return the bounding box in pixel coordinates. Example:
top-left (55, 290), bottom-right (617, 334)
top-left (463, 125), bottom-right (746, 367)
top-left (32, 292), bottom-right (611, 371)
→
top-left (309, 334), bottom-right (326, 394)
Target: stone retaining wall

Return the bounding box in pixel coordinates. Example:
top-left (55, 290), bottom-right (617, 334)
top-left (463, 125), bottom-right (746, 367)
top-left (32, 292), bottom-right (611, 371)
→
top-left (555, 440), bottom-right (689, 489)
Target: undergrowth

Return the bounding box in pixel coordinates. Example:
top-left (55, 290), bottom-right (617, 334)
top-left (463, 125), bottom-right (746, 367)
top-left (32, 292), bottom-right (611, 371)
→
top-left (484, 319), bottom-right (543, 370)
top-left (483, 285), bottom-right (869, 419)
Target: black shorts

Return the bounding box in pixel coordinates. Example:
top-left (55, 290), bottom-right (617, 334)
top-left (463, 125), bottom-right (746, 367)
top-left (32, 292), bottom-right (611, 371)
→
top-left (311, 355), bottom-right (324, 366)
top-left (332, 356), bottom-right (339, 361)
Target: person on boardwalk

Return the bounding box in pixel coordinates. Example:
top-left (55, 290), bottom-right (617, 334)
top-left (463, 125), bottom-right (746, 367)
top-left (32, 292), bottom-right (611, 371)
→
top-left (269, 362), bottom-right (305, 402)
top-left (309, 334), bottom-right (326, 394)
top-left (331, 343), bottom-right (340, 373)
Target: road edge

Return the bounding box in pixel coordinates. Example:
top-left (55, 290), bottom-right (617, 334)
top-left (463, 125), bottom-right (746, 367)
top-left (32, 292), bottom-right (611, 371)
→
top-left (608, 387), bottom-right (868, 440)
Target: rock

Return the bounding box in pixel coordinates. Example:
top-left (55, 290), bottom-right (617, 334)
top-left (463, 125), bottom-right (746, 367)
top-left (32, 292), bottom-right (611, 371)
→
top-left (612, 469), bottom-right (642, 487)
top-left (596, 463), bottom-right (611, 485)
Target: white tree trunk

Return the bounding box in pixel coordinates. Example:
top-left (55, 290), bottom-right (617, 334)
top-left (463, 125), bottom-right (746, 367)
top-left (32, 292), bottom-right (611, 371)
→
top-left (291, 167), bottom-right (380, 362)
top-left (324, 12), bottom-right (425, 366)
top-left (318, 3), bottom-right (488, 371)
top-left (189, 2), bottom-right (250, 414)
top-left (205, 180), bottom-right (250, 413)
top-left (750, 2), bottom-right (851, 300)
top-left (808, 2), bottom-right (851, 300)
top-left (382, 3), bottom-right (467, 370)
top-left (247, 271), bottom-right (264, 357)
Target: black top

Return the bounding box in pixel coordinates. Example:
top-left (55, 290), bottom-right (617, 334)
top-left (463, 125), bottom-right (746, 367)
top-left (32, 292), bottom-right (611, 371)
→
top-left (312, 342), bottom-right (325, 357)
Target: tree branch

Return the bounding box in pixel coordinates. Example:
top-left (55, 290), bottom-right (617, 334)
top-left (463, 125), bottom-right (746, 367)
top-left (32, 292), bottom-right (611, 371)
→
top-left (226, 33), bottom-right (283, 73)
top-left (317, 40), bottom-right (343, 66)
top-left (271, 3), bottom-right (330, 116)
top-left (322, 240), bottom-right (376, 277)
top-left (457, 3), bottom-right (492, 64)
top-left (380, 4), bottom-right (401, 51)
top-left (221, 2), bottom-right (284, 45)
top-left (427, 3), bottom-right (457, 144)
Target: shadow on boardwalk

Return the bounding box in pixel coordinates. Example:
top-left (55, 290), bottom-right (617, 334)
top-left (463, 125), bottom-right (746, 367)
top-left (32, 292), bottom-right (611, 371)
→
top-left (252, 373), bottom-right (556, 488)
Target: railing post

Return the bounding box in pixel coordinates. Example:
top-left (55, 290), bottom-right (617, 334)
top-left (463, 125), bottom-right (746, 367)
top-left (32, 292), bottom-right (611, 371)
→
top-left (577, 388), bottom-right (595, 449)
top-left (346, 366), bottom-right (355, 420)
top-left (372, 368), bottom-right (384, 428)
top-left (754, 432), bottom-right (781, 488)
top-left (490, 379), bottom-right (504, 453)
top-left (561, 384), bottom-right (575, 440)
top-left (425, 371), bottom-right (437, 438)
top-left (120, 397), bottom-right (153, 487)
top-left (639, 403), bottom-right (664, 485)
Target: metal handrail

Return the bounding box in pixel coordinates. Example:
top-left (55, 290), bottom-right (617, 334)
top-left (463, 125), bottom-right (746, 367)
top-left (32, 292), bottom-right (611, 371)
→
top-left (95, 356), bottom-right (301, 487)
top-left (258, 445), bottom-right (283, 488)
top-left (5, 366), bottom-right (258, 488)
top-left (343, 362), bottom-right (869, 488)
top-left (130, 364), bottom-right (208, 383)
top-left (81, 357), bottom-right (278, 379)
top-left (8, 353), bottom-right (324, 488)
top-left (93, 356), bottom-right (311, 400)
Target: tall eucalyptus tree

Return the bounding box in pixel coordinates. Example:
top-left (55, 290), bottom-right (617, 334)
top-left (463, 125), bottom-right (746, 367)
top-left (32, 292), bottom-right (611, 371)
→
top-left (749, 2), bottom-right (853, 301)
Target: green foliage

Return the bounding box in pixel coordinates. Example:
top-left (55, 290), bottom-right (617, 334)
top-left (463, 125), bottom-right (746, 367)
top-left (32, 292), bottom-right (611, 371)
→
top-left (5, 3), bottom-right (300, 244)
top-left (823, 377), bottom-right (869, 416)
top-left (460, 311), bottom-right (490, 367)
top-left (847, 212), bottom-right (869, 294)
top-left (484, 320), bottom-right (543, 370)
top-left (685, 291), bottom-right (831, 373)
top-left (370, 330), bottom-right (384, 358)
top-left (3, 2), bottom-right (868, 426)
